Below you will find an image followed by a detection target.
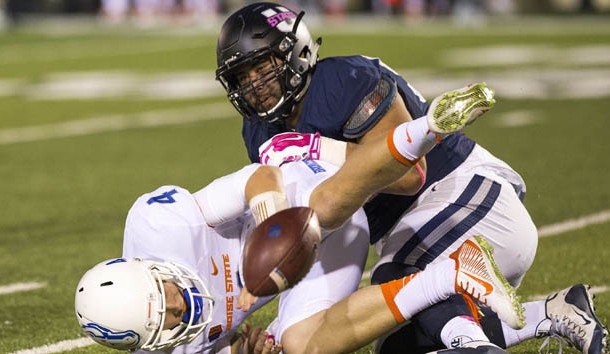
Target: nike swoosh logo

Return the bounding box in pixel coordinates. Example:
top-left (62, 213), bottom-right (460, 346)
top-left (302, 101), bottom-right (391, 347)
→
top-left (405, 128), bottom-right (412, 143)
top-left (282, 136), bottom-right (304, 142)
top-left (210, 257), bottom-right (218, 276)
top-left (463, 272), bottom-right (494, 296)
top-left (574, 309), bottom-right (592, 325)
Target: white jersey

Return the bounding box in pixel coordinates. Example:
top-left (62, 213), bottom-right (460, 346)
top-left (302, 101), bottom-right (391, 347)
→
top-left (123, 160), bottom-right (369, 353)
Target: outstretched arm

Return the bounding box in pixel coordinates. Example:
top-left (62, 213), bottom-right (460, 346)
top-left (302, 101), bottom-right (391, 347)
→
top-left (310, 83), bottom-right (495, 229)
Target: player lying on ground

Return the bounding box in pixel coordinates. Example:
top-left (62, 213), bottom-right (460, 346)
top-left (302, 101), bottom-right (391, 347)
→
top-left (77, 216), bottom-right (523, 354)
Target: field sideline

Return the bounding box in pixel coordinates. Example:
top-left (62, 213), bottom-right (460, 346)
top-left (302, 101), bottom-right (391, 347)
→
top-left (0, 16), bottom-right (609, 354)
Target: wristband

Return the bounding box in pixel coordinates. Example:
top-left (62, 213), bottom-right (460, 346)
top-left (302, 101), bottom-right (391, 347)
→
top-left (249, 191), bottom-right (289, 225)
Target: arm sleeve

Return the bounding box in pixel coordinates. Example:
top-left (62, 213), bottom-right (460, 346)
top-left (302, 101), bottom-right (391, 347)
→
top-left (193, 164), bottom-right (260, 226)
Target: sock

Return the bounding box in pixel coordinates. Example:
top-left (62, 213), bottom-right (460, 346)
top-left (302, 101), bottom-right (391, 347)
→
top-left (381, 259), bottom-right (456, 323)
top-left (387, 117), bottom-right (441, 166)
top-left (441, 316), bottom-right (490, 348)
top-left (501, 300), bottom-right (547, 346)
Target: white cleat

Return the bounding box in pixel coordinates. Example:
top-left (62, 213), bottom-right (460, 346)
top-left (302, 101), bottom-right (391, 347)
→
top-left (449, 236), bottom-right (525, 329)
top-left (541, 284), bottom-right (609, 354)
top-left (427, 82), bottom-right (496, 134)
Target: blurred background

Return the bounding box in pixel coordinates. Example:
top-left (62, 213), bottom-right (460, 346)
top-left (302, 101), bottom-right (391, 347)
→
top-left (1, 0), bottom-right (609, 28)
top-left (0, 1), bottom-right (609, 353)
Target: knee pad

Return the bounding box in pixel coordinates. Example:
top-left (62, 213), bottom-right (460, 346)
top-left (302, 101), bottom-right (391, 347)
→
top-left (377, 296), bottom-right (475, 354)
top-left (413, 295), bottom-right (475, 341)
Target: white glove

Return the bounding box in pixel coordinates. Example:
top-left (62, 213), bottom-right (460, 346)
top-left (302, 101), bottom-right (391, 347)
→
top-left (258, 132), bottom-right (321, 166)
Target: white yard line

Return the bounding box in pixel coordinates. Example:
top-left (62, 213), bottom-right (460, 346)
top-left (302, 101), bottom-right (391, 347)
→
top-left (526, 285), bottom-right (610, 302)
top-left (0, 282), bottom-right (46, 295)
top-left (538, 209), bottom-right (610, 238)
top-left (9, 338), bottom-right (95, 354)
top-left (0, 103), bottom-right (234, 145)
top-left (0, 41), bottom-right (206, 66)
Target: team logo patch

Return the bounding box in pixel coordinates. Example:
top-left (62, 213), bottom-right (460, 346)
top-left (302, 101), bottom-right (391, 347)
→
top-left (261, 7), bottom-right (295, 31)
top-left (210, 257), bottom-right (219, 276)
top-left (83, 323), bottom-right (140, 349)
top-left (303, 160), bottom-right (325, 174)
top-left (208, 324), bottom-right (223, 342)
top-left (105, 258), bottom-right (126, 265)
top-left (450, 335), bottom-right (473, 348)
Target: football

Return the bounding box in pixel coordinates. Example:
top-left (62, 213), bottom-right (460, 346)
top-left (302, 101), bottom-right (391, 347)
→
top-left (243, 207), bottom-right (321, 297)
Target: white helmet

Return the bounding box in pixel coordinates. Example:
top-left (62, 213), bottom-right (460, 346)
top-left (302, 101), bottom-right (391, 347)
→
top-left (74, 258), bottom-right (214, 351)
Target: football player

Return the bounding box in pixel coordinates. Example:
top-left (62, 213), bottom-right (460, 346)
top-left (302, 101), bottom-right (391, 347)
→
top-left (75, 162), bottom-right (523, 354)
top-left (215, 2), bottom-right (607, 354)
top-left (75, 98), bottom-right (526, 353)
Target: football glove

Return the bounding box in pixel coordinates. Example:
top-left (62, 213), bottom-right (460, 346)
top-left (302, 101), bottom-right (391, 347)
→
top-left (259, 132), bottom-right (321, 166)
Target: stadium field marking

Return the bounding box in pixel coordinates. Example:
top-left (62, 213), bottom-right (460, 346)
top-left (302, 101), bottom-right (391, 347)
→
top-left (0, 40), bottom-right (207, 66)
top-left (0, 103), bottom-right (234, 145)
top-left (526, 285), bottom-right (610, 302)
top-left (538, 209), bottom-right (610, 238)
top-left (0, 282), bottom-right (46, 295)
top-left (9, 338), bottom-right (95, 354)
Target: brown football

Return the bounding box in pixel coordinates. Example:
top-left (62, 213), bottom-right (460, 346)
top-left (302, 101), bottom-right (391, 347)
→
top-left (243, 207), bottom-right (321, 297)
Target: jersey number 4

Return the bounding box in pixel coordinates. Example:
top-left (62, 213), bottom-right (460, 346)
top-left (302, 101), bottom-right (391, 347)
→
top-left (147, 189), bottom-right (178, 204)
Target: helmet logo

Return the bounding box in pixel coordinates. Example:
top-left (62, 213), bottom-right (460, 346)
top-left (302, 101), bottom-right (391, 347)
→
top-left (261, 8), bottom-right (295, 31)
top-left (82, 323), bottom-right (140, 348)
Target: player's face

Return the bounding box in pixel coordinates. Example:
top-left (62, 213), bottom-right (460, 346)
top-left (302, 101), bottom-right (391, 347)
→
top-left (236, 57), bottom-right (283, 113)
top-left (162, 281), bottom-right (186, 330)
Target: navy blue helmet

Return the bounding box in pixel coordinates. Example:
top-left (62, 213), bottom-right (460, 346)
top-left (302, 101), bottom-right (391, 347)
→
top-left (216, 2), bottom-right (320, 123)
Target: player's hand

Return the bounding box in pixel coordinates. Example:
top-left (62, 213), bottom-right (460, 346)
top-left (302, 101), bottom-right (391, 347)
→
top-left (237, 287), bottom-right (259, 312)
top-left (259, 132), bottom-right (321, 166)
top-left (239, 324), bottom-right (282, 354)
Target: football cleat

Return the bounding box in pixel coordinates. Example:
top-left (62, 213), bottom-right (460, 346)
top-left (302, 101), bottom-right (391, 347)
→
top-left (450, 236), bottom-right (525, 330)
top-left (541, 284), bottom-right (609, 354)
top-left (427, 82), bottom-right (496, 134)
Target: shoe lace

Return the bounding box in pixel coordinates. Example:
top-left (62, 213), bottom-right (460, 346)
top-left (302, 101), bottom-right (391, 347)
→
top-left (539, 333), bottom-right (569, 354)
top-left (549, 314), bottom-right (587, 351)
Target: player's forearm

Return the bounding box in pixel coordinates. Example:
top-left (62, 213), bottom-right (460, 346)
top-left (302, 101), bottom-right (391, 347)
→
top-left (379, 158), bottom-right (427, 195)
top-left (310, 130), bottom-right (412, 229)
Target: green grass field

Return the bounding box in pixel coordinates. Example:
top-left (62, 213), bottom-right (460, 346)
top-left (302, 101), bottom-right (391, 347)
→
top-left (0, 15), bottom-right (609, 354)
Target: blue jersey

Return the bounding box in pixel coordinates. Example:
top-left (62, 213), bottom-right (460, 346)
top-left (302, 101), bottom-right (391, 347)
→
top-left (242, 56), bottom-right (475, 243)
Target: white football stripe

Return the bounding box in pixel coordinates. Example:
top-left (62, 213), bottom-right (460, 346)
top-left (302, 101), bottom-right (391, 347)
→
top-left (526, 285), bottom-right (610, 302)
top-left (538, 209), bottom-right (610, 238)
top-left (0, 282), bottom-right (46, 295)
top-left (9, 338), bottom-right (95, 354)
top-left (0, 103), bottom-right (234, 145)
